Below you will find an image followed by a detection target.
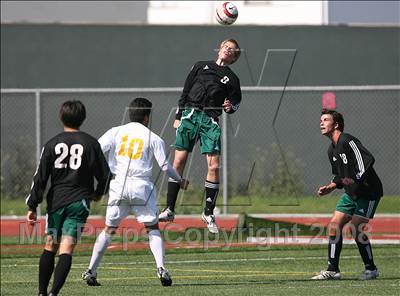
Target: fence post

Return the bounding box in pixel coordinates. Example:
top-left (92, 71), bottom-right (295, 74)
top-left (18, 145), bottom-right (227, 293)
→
top-left (222, 112), bottom-right (228, 215)
top-left (35, 90), bottom-right (41, 218)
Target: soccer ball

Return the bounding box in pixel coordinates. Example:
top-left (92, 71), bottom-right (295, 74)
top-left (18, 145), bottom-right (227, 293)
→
top-left (215, 2), bottom-right (238, 25)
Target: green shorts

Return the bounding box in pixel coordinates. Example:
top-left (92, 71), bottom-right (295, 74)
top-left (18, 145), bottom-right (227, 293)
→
top-left (175, 109), bottom-right (221, 154)
top-left (46, 199), bottom-right (90, 242)
top-left (336, 193), bottom-right (381, 219)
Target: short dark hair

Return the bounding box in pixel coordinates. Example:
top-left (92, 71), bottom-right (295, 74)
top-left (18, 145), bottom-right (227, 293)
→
top-left (129, 97), bottom-right (152, 123)
top-left (321, 109), bottom-right (344, 132)
top-left (59, 100), bottom-right (86, 128)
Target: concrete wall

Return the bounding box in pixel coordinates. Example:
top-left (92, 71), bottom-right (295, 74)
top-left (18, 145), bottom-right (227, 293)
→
top-left (1, 24), bottom-right (399, 88)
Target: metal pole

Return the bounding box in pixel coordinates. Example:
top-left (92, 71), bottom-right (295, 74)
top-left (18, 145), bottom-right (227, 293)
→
top-left (222, 112), bottom-right (228, 215)
top-left (35, 90), bottom-right (41, 218)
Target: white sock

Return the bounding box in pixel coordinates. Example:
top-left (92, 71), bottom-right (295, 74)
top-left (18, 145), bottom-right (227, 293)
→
top-left (88, 230), bottom-right (112, 274)
top-left (148, 229), bottom-right (165, 268)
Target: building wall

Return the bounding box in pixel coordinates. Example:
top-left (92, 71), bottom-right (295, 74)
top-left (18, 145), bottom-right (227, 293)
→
top-left (147, 1), bottom-right (325, 25)
top-left (3, 1), bottom-right (398, 26)
top-left (329, 0), bottom-right (400, 25)
top-left (0, 1), bottom-right (149, 24)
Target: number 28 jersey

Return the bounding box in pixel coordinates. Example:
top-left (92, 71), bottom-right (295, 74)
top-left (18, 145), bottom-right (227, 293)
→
top-left (99, 122), bottom-right (169, 181)
top-left (26, 131), bottom-right (110, 213)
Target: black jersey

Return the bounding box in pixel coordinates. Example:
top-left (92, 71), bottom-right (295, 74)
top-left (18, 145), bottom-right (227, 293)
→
top-left (176, 60), bottom-right (241, 119)
top-left (26, 131), bottom-right (110, 213)
top-left (328, 133), bottom-right (383, 200)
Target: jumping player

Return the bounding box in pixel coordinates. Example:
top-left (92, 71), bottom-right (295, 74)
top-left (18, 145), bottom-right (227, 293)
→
top-left (312, 109), bottom-right (383, 280)
top-left (159, 38), bottom-right (242, 234)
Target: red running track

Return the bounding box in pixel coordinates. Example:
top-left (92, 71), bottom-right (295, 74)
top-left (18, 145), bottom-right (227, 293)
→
top-left (1, 215), bottom-right (399, 237)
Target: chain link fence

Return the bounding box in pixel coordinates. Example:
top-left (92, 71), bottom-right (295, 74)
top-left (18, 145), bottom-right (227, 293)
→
top-left (1, 86), bottom-right (399, 213)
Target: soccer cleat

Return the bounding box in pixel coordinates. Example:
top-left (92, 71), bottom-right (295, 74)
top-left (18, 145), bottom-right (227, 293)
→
top-left (359, 268), bottom-right (379, 280)
top-left (157, 267), bottom-right (172, 286)
top-left (82, 269), bottom-right (101, 286)
top-left (158, 207), bottom-right (175, 222)
top-left (201, 213), bottom-right (219, 234)
top-left (311, 270), bottom-right (341, 280)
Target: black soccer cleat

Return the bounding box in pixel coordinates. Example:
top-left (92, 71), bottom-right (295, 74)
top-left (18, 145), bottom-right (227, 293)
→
top-left (157, 267), bottom-right (172, 286)
top-left (82, 269), bottom-right (102, 286)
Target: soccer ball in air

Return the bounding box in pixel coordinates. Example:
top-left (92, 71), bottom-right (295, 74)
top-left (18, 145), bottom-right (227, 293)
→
top-left (215, 2), bottom-right (238, 25)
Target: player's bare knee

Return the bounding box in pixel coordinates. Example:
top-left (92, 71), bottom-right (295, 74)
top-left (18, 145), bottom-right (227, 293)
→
top-left (207, 162), bottom-right (219, 174)
top-left (44, 235), bottom-right (59, 252)
top-left (173, 158), bottom-right (186, 171)
top-left (327, 221), bottom-right (342, 236)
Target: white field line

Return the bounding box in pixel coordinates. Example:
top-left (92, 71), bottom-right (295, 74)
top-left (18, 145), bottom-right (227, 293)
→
top-left (246, 237), bottom-right (400, 245)
top-left (3, 254), bottom-right (399, 268)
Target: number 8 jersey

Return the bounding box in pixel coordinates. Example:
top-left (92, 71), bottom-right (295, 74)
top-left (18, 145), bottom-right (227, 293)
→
top-left (99, 122), bottom-right (169, 181)
top-left (26, 131), bottom-right (110, 213)
top-left (328, 132), bottom-right (383, 200)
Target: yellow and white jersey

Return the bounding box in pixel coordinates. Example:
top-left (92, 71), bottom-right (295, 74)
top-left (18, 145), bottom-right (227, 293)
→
top-left (99, 122), bottom-right (168, 181)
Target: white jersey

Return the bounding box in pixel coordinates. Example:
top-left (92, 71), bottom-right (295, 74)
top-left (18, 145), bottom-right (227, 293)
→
top-left (99, 122), bottom-right (168, 181)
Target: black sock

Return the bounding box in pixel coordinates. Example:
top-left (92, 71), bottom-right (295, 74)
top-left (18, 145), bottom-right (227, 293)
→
top-left (327, 234), bottom-right (342, 272)
top-left (204, 180), bottom-right (219, 215)
top-left (167, 181), bottom-right (180, 212)
top-left (39, 249), bottom-right (56, 294)
top-left (356, 234), bottom-right (376, 271)
top-left (50, 253), bottom-right (72, 294)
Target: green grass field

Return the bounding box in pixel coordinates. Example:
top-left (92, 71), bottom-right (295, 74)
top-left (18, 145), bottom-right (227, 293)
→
top-left (1, 195), bottom-right (399, 216)
top-left (1, 245), bottom-right (399, 295)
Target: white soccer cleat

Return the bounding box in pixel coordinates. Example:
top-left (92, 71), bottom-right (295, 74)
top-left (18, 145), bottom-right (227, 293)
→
top-left (201, 213), bottom-right (219, 234)
top-left (158, 207), bottom-right (175, 222)
top-left (359, 268), bottom-right (379, 280)
top-left (157, 267), bottom-right (172, 286)
top-left (311, 270), bottom-right (341, 280)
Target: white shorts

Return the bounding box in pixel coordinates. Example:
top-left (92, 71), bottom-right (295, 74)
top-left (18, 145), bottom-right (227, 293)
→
top-left (105, 178), bottom-right (159, 227)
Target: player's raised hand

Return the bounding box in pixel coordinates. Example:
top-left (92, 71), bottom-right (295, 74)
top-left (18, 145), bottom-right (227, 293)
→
top-left (26, 210), bottom-right (37, 226)
top-left (173, 119), bottom-right (181, 129)
top-left (180, 179), bottom-right (189, 190)
top-left (222, 99), bottom-right (232, 112)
